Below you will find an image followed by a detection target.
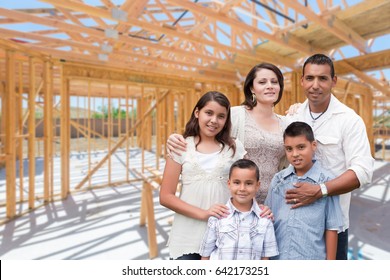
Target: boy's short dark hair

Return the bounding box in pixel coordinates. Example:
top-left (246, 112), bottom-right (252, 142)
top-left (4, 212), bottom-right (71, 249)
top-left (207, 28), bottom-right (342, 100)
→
top-left (229, 159), bottom-right (259, 181)
top-left (283, 121), bottom-right (315, 142)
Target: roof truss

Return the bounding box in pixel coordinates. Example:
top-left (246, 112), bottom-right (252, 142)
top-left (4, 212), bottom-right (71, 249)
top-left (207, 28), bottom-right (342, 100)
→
top-left (0, 0), bottom-right (389, 97)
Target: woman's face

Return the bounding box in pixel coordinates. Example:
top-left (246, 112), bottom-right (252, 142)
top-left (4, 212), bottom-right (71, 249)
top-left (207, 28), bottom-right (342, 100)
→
top-left (251, 68), bottom-right (280, 106)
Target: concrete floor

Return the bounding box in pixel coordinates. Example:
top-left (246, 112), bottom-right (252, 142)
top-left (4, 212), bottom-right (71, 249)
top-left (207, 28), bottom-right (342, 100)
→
top-left (0, 182), bottom-right (171, 259)
top-left (348, 160), bottom-right (390, 260)
top-left (0, 154), bottom-right (389, 260)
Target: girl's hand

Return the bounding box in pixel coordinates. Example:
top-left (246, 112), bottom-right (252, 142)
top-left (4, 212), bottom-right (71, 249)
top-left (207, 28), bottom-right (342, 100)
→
top-left (259, 204), bottom-right (274, 221)
top-left (206, 203), bottom-right (230, 220)
top-left (167, 134), bottom-right (187, 157)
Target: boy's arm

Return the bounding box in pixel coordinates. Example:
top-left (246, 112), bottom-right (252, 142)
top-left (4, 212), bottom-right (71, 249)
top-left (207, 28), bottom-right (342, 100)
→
top-left (325, 230), bottom-right (338, 260)
top-left (199, 218), bottom-right (219, 259)
top-left (260, 220), bottom-right (279, 259)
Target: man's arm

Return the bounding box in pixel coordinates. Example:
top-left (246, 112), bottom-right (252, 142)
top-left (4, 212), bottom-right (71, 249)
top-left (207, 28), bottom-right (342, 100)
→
top-left (285, 169), bottom-right (359, 208)
top-left (323, 169), bottom-right (360, 196)
top-left (166, 133), bottom-right (187, 157)
top-left (286, 116), bottom-right (373, 208)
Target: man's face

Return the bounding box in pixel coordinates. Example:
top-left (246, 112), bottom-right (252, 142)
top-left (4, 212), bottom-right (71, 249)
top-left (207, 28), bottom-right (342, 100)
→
top-left (301, 63), bottom-right (337, 111)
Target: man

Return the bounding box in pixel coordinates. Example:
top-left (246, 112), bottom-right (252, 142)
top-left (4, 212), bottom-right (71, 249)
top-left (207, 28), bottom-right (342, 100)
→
top-left (285, 53), bottom-right (374, 259)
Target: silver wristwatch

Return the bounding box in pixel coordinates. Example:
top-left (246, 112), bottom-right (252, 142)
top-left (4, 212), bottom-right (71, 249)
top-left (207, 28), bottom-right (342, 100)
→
top-left (319, 183), bottom-right (328, 197)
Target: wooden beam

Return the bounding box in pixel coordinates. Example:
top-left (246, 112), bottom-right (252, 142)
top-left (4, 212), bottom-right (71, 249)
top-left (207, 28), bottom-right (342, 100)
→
top-left (28, 57), bottom-right (36, 209)
top-left (25, 44), bottom-right (237, 83)
top-left (5, 50), bottom-right (16, 218)
top-left (16, 62), bottom-right (24, 203)
top-left (60, 65), bottom-right (70, 199)
top-left (280, 0), bottom-right (368, 53)
top-left (335, 49), bottom-right (390, 74)
top-left (165, 0), bottom-right (321, 57)
top-left (38, 0), bottom-right (295, 67)
top-left (118, 0), bottom-right (148, 30)
top-left (0, 8), bottom-right (254, 75)
top-left (134, 168), bottom-right (158, 258)
top-left (338, 60), bottom-right (390, 97)
top-left (0, 28), bottom-right (241, 83)
top-left (218, 0), bottom-right (246, 14)
top-left (100, 0), bottom-right (115, 9)
top-left (43, 60), bottom-right (54, 202)
top-left (0, 28), bottom-right (99, 54)
top-left (74, 90), bottom-right (170, 190)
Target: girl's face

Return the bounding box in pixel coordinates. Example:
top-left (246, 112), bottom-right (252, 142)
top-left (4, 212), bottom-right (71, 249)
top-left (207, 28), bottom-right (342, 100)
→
top-left (251, 68), bottom-right (280, 105)
top-left (194, 100), bottom-right (228, 140)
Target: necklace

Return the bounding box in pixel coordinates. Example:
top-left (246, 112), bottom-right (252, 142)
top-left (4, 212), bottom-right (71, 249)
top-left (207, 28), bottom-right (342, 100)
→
top-left (309, 104), bottom-right (328, 126)
top-left (309, 109), bottom-right (326, 121)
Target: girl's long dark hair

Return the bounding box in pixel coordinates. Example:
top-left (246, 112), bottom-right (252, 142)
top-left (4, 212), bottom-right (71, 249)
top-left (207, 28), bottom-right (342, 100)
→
top-left (183, 91), bottom-right (236, 156)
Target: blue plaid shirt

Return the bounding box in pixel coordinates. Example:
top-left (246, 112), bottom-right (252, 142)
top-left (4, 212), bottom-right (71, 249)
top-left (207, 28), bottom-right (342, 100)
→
top-left (199, 198), bottom-right (279, 260)
top-left (265, 160), bottom-right (343, 260)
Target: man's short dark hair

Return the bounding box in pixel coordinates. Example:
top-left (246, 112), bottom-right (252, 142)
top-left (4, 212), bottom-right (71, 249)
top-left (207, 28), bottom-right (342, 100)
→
top-left (303, 53), bottom-right (335, 78)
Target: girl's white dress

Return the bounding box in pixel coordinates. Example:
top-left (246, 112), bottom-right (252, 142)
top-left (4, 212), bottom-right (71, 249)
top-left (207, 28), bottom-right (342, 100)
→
top-left (168, 136), bottom-right (246, 259)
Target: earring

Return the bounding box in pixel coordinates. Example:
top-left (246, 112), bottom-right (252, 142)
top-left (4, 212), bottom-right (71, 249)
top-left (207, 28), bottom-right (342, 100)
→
top-left (252, 93), bottom-right (256, 103)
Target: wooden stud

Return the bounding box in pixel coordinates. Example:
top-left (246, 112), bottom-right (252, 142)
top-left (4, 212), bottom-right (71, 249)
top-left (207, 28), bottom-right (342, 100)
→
top-left (5, 50), bottom-right (16, 218)
top-left (74, 90), bottom-right (170, 190)
top-left (88, 81), bottom-right (92, 187)
top-left (17, 61), bottom-right (24, 202)
top-left (28, 57), bottom-right (36, 208)
top-left (43, 59), bottom-right (53, 202)
top-left (108, 83), bottom-right (112, 186)
top-left (60, 71), bottom-right (70, 199)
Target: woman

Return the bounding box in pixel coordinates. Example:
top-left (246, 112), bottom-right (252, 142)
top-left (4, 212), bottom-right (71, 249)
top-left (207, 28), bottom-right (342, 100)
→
top-left (230, 63), bottom-right (286, 203)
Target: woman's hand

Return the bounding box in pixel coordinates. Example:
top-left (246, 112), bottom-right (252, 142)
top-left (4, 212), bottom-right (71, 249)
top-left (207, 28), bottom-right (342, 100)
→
top-left (259, 204), bottom-right (274, 221)
top-left (167, 133), bottom-right (187, 157)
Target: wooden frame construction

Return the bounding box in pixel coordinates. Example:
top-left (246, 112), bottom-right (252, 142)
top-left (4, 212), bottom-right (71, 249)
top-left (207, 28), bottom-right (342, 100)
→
top-left (0, 38), bottom-right (376, 209)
